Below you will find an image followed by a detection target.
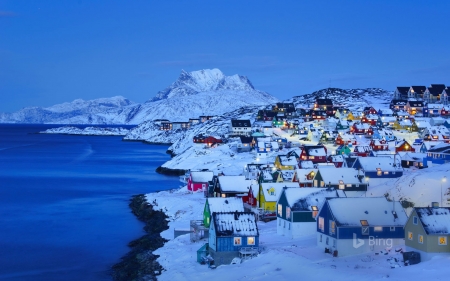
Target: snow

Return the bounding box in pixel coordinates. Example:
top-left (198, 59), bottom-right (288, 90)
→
top-left (327, 197), bottom-right (408, 226)
top-left (207, 197), bottom-right (244, 214)
top-left (416, 207), bottom-right (450, 234)
top-left (213, 212), bottom-right (258, 236)
top-left (40, 126), bottom-right (130, 136)
top-left (218, 176), bottom-right (253, 193)
top-left (284, 187), bottom-right (327, 207)
top-left (318, 167), bottom-right (362, 184)
top-left (260, 182), bottom-right (299, 202)
top-left (190, 171), bottom-right (214, 183)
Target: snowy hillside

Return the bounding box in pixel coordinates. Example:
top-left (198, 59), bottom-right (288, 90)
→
top-left (291, 88), bottom-right (392, 111)
top-left (0, 69), bottom-right (278, 125)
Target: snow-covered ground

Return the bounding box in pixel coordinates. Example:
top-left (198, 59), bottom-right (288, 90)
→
top-left (146, 165), bottom-right (450, 281)
top-left (40, 126), bottom-right (130, 136)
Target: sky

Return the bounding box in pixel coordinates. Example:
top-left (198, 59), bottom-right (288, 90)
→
top-left (1, 0), bottom-right (450, 113)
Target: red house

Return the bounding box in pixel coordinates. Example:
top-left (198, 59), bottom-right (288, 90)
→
top-left (335, 134), bottom-right (357, 145)
top-left (370, 139), bottom-right (389, 151)
top-left (193, 135), bottom-right (223, 145)
top-left (353, 145), bottom-right (371, 157)
top-left (242, 185), bottom-right (258, 207)
top-left (187, 171), bottom-right (214, 192)
top-left (395, 140), bottom-right (415, 153)
top-left (441, 106), bottom-right (450, 117)
top-left (299, 145), bottom-right (328, 163)
top-left (350, 122), bottom-right (370, 135)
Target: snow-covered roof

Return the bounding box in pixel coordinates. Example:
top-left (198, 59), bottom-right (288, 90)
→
top-left (416, 207), bottom-right (450, 235)
top-left (304, 146), bottom-right (327, 156)
top-left (299, 160), bottom-right (315, 169)
top-left (191, 171), bottom-right (214, 183)
top-left (208, 197), bottom-right (244, 214)
top-left (318, 167), bottom-right (361, 184)
top-left (280, 170), bottom-right (295, 181)
top-left (356, 156), bottom-right (403, 171)
top-left (261, 182), bottom-right (299, 202)
top-left (218, 176), bottom-right (251, 193)
top-left (282, 187), bottom-right (327, 208)
top-left (327, 197), bottom-right (408, 226)
top-left (279, 155), bottom-right (298, 166)
top-left (294, 168), bottom-right (318, 182)
top-left (213, 212), bottom-right (258, 237)
top-left (380, 116), bottom-right (397, 122)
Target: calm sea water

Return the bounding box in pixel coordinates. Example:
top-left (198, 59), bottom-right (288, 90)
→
top-left (0, 124), bottom-right (179, 281)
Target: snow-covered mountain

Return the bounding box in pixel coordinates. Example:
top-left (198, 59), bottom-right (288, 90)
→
top-left (0, 69), bottom-right (278, 124)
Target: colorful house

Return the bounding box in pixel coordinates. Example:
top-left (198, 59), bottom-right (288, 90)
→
top-left (274, 152), bottom-right (299, 170)
top-left (292, 168), bottom-right (317, 187)
top-left (317, 197), bottom-right (407, 257)
top-left (203, 197), bottom-right (244, 228)
top-left (213, 176), bottom-right (251, 198)
top-left (369, 139), bottom-right (389, 151)
top-left (187, 171), bottom-right (214, 192)
top-left (258, 182), bottom-right (299, 212)
top-left (405, 205), bottom-right (450, 260)
top-left (298, 145), bottom-right (328, 163)
top-left (312, 167), bottom-right (367, 191)
top-left (336, 144), bottom-right (352, 156)
top-left (426, 143), bottom-right (450, 164)
top-left (209, 212), bottom-right (259, 265)
top-left (395, 140), bottom-right (415, 153)
top-left (352, 156), bottom-right (403, 178)
top-left (353, 145), bottom-right (372, 157)
top-left (277, 188), bottom-right (337, 238)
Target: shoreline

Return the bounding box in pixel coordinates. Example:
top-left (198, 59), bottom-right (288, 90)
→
top-left (111, 194), bottom-right (169, 281)
top-left (155, 166), bottom-right (187, 176)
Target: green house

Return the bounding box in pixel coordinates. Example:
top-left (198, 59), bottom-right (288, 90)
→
top-left (203, 197), bottom-right (244, 228)
top-left (336, 144), bottom-right (351, 156)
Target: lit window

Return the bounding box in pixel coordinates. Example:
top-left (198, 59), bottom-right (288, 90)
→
top-left (439, 237), bottom-right (447, 245)
top-left (330, 220), bottom-right (336, 235)
top-left (312, 206), bottom-right (318, 218)
top-left (374, 226), bottom-right (383, 232)
top-left (286, 207), bottom-right (291, 220)
top-left (384, 171), bottom-right (389, 175)
top-left (360, 220), bottom-right (369, 226)
top-left (234, 237), bottom-right (242, 246)
top-left (247, 237), bottom-right (255, 245)
top-left (377, 168), bottom-right (382, 176)
top-left (408, 232), bottom-right (413, 240)
top-left (418, 235), bottom-right (423, 244)
top-left (277, 204), bottom-right (282, 216)
top-left (318, 217), bottom-right (325, 232)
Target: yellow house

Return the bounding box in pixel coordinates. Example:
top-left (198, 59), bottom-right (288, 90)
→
top-left (347, 112), bottom-right (355, 121)
top-left (274, 153), bottom-right (298, 170)
top-left (259, 182), bottom-right (299, 212)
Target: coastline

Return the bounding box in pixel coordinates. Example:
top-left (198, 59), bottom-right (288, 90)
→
top-left (155, 166), bottom-right (186, 176)
top-left (111, 194), bottom-right (169, 281)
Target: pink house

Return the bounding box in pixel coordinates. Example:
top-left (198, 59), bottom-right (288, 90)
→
top-left (187, 171), bottom-right (214, 192)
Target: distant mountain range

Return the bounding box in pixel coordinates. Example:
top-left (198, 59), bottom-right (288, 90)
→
top-left (0, 69), bottom-right (278, 125)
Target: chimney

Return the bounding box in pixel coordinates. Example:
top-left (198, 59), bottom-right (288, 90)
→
top-left (432, 202), bottom-right (439, 209)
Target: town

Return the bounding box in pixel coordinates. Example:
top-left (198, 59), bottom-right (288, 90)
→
top-left (148, 84), bottom-right (450, 270)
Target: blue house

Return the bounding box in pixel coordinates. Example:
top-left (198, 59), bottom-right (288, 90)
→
top-left (317, 197), bottom-right (408, 257)
top-left (209, 212), bottom-right (259, 265)
top-left (426, 143), bottom-right (450, 164)
top-left (352, 156), bottom-right (403, 178)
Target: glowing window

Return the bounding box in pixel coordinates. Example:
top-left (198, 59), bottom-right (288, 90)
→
top-left (234, 237), bottom-right (242, 246)
top-left (318, 217), bottom-right (325, 232)
top-left (418, 235), bottom-right (423, 244)
top-left (247, 237), bottom-right (255, 245)
top-left (439, 237), bottom-right (447, 245)
top-left (408, 231), bottom-right (413, 240)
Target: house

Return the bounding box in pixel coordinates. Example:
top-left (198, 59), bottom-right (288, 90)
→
top-left (312, 167), bottom-right (367, 191)
top-left (172, 121), bottom-right (190, 130)
top-left (405, 205), bottom-right (450, 260)
top-left (379, 116), bottom-right (397, 127)
top-left (328, 154), bottom-right (347, 168)
top-left (298, 145), bottom-right (328, 163)
top-left (336, 119), bottom-right (350, 130)
top-left (395, 140), bottom-right (415, 153)
top-left (208, 212), bottom-right (259, 265)
top-left (393, 119), bottom-right (413, 131)
top-left (363, 107), bottom-right (378, 116)
top-left (406, 100), bottom-right (424, 116)
top-left (424, 84), bottom-right (446, 103)
top-left (393, 86), bottom-right (410, 100)
top-left (430, 117), bottom-right (446, 127)
top-left (336, 144), bottom-right (352, 156)
top-left (230, 119), bottom-right (252, 135)
top-left (277, 188), bottom-right (340, 239)
top-left (399, 152), bottom-right (427, 169)
top-left (213, 176), bottom-right (252, 198)
top-left (320, 130), bottom-right (337, 143)
top-left (258, 167), bottom-right (283, 184)
top-left (255, 141), bottom-right (273, 158)
top-left (335, 133), bottom-right (357, 146)
top-left (353, 145), bottom-right (371, 157)
top-left (441, 106), bottom-right (450, 117)
top-left (390, 99), bottom-right (408, 111)
top-left (378, 108), bottom-right (394, 117)
top-left (395, 110), bottom-right (410, 120)
top-left (274, 152), bottom-right (299, 170)
top-left (426, 143), bottom-right (450, 164)
top-left (243, 163), bottom-right (266, 180)
top-left (311, 110), bottom-right (327, 120)
top-left (257, 110), bottom-right (277, 121)
top-left (203, 197), bottom-right (244, 228)
top-left (369, 139), bottom-right (389, 151)
top-left (236, 136), bottom-right (254, 152)
top-left (193, 135), bottom-right (223, 145)
top-left (352, 156), bottom-right (403, 178)
top-left (314, 98), bottom-right (333, 112)
top-left (187, 171), bottom-right (214, 192)
top-left (317, 197), bottom-right (407, 257)
top-left (427, 104), bottom-right (443, 117)
top-left (408, 86), bottom-right (426, 100)
top-left (242, 184), bottom-right (258, 209)
top-left (258, 182), bottom-right (299, 212)
top-left (292, 168), bottom-right (318, 187)
top-left (350, 122), bottom-right (370, 135)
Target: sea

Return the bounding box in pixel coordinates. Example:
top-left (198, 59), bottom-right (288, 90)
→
top-left (0, 124), bottom-right (179, 281)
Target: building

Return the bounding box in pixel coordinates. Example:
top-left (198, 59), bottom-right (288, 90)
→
top-left (230, 119), bottom-right (252, 135)
top-left (187, 171), bottom-right (214, 192)
top-left (317, 197), bottom-right (407, 257)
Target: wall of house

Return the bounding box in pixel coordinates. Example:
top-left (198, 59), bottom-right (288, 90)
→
top-left (279, 219), bottom-right (316, 238)
top-left (338, 226), bottom-right (404, 240)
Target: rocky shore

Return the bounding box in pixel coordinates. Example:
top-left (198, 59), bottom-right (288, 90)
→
top-left (111, 194), bottom-right (169, 281)
top-left (155, 166), bottom-right (186, 176)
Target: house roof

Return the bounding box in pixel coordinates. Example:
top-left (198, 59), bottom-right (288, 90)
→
top-left (282, 187), bottom-right (332, 210)
top-left (208, 197), bottom-right (244, 214)
top-left (410, 86), bottom-right (426, 94)
top-left (355, 156), bottom-right (403, 171)
top-left (294, 168), bottom-right (318, 182)
top-left (239, 136), bottom-right (254, 144)
top-left (212, 212), bottom-right (258, 237)
top-left (318, 167), bottom-right (362, 185)
top-left (427, 142), bottom-right (450, 153)
top-left (218, 176), bottom-right (251, 193)
top-left (261, 182), bottom-right (299, 202)
top-left (231, 119), bottom-right (251, 128)
top-left (415, 207), bottom-right (450, 235)
top-left (396, 87), bottom-right (409, 95)
top-left (408, 101), bottom-right (424, 107)
top-left (327, 197), bottom-right (408, 226)
top-left (303, 145), bottom-right (327, 156)
top-left (278, 155), bottom-right (298, 166)
top-left (191, 171), bottom-right (214, 183)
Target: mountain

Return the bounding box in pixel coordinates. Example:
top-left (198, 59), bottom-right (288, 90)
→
top-left (0, 69), bottom-right (278, 124)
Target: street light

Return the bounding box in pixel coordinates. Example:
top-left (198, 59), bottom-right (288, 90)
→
top-left (442, 176), bottom-right (447, 206)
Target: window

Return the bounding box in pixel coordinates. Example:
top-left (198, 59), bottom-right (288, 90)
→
top-left (234, 237), bottom-right (242, 246)
top-left (408, 231), bottom-right (413, 241)
top-left (360, 220), bottom-right (369, 226)
top-left (339, 180), bottom-right (344, 190)
top-left (277, 204), bottom-right (282, 216)
top-left (309, 156), bottom-right (315, 160)
top-left (286, 207), bottom-right (291, 220)
top-left (326, 237), bottom-right (329, 245)
top-left (318, 217), bottom-right (325, 232)
top-left (311, 206), bottom-right (318, 218)
top-left (247, 237), bottom-right (255, 246)
top-left (418, 235), bottom-right (423, 244)
top-left (377, 168), bottom-right (382, 176)
top-left (374, 226), bottom-right (383, 232)
top-left (439, 236), bottom-right (447, 245)
top-left (384, 171), bottom-right (389, 175)
top-left (329, 220), bottom-right (336, 235)
top-left (413, 216), bottom-right (418, 225)
top-left (390, 226), bottom-right (395, 232)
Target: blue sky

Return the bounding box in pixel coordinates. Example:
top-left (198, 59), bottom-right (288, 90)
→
top-left (1, 0), bottom-right (450, 112)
